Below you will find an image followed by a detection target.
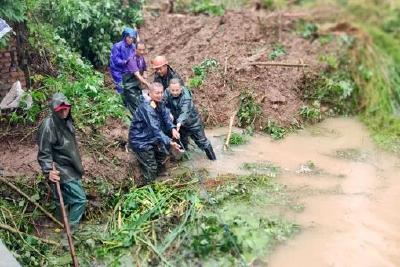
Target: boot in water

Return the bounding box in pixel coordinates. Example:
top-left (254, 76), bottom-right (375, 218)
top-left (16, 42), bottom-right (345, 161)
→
top-left (205, 145), bottom-right (216, 160)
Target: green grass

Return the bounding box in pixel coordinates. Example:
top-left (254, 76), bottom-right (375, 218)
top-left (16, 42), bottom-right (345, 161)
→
top-left (268, 43), bottom-right (287, 60)
top-left (188, 58), bottom-right (219, 89)
top-left (227, 132), bottom-right (248, 146)
top-left (237, 91), bottom-right (262, 128)
top-left (263, 120), bottom-right (286, 140)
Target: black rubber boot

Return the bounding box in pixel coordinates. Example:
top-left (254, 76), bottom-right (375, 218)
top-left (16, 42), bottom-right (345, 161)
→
top-left (205, 145), bottom-right (217, 161)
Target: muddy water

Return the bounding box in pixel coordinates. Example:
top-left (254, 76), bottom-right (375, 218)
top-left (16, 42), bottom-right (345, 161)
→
top-left (189, 118), bottom-right (400, 267)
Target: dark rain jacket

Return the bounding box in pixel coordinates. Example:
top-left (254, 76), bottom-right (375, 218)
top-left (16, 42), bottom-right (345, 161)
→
top-left (164, 87), bottom-right (202, 128)
top-left (37, 93), bottom-right (84, 183)
top-left (129, 100), bottom-right (175, 151)
top-left (154, 65), bottom-right (184, 90)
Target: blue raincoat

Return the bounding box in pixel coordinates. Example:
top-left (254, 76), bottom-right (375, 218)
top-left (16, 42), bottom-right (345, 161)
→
top-left (129, 100), bottom-right (175, 151)
top-left (109, 28), bottom-right (137, 93)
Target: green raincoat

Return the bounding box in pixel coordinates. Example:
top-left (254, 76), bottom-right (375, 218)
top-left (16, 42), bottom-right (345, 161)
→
top-left (37, 93), bottom-right (86, 226)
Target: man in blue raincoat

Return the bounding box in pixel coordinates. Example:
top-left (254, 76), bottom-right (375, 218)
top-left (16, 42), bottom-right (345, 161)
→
top-left (129, 82), bottom-right (181, 185)
top-left (109, 27), bottom-right (138, 93)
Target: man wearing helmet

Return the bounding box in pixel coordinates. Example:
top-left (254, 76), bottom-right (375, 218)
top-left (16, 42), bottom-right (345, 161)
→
top-left (152, 55), bottom-right (184, 90)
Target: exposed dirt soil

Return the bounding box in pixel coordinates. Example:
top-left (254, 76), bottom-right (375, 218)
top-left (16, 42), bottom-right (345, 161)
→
top-left (0, 119), bottom-right (137, 188)
top-left (140, 10), bottom-right (336, 126)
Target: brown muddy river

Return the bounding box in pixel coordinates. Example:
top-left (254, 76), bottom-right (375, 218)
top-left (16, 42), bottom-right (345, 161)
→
top-left (190, 117), bottom-right (400, 267)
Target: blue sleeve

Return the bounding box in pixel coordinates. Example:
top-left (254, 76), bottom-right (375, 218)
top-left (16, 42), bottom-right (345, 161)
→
top-left (110, 44), bottom-right (126, 67)
top-left (143, 107), bottom-right (171, 147)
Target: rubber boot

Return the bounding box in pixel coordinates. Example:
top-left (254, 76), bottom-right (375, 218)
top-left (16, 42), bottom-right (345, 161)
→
top-left (205, 145), bottom-right (217, 161)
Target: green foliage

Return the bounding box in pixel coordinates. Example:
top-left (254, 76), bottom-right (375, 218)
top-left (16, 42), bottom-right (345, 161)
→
top-left (300, 101), bottom-right (322, 122)
top-left (189, 0), bottom-right (225, 16)
top-left (0, 0), bottom-right (26, 22)
top-left (10, 22), bottom-right (126, 128)
top-left (303, 65), bottom-right (357, 116)
top-left (382, 8), bottom-right (400, 39)
top-left (29, 0), bottom-right (144, 66)
top-left (263, 120), bottom-right (286, 140)
top-left (319, 34), bottom-right (334, 45)
top-left (296, 20), bottom-right (318, 39)
top-left (268, 43), bottom-right (287, 60)
top-left (191, 215), bottom-right (242, 258)
top-left (319, 54), bottom-right (339, 69)
top-left (9, 90), bottom-right (48, 124)
top-left (237, 91), bottom-right (262, 128)
top-left (227, 132), bottom-right (248, 146)
top-left (188, 58), bottom-right (219, 88)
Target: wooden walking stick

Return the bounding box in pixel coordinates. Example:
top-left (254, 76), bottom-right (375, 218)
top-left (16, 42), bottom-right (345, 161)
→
top-left (53, 163), bottom-right (79, 267)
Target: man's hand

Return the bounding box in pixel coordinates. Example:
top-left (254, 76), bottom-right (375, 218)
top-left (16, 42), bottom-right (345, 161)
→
top-left (170, 141), bottom-right (182, 152)
top-left (172, 128), bottom-right (180, 139)
top-left (176, 122), bottom-right (181, 132)
top-left (49, 169), bottom-right (60, 183)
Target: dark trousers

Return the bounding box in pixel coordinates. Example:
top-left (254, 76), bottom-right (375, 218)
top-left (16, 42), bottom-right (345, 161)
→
top-left (134, 145), bottom-right (168, 184)
top-left (180, 124), bottom-right (210, 151)
top-left (122, 74), bottom-right (142, 116)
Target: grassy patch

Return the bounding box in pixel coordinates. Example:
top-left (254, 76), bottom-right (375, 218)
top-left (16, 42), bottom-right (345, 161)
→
top-left (189, 0), bottom-right (225, 16)
top-left (268, 43), bottom-right (287, 60)
top-left (227, 132), bottom-right (249, 146)
top-left (296, 20), bottom-right (318, 40)
top-left (263, 120), bottom-right (286, 140)
top-left (188, 58), bottom-right (219, 89)
top-left (300, 101), bottom-right (322, 123)
top-left (237, 91), bottom-right (262, 128)
top-left (1, 169), bottom-right (300, 266)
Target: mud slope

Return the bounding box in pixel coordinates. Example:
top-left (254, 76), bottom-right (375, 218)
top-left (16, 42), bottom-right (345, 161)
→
top-left (141, 10), bottom-right (335, 126)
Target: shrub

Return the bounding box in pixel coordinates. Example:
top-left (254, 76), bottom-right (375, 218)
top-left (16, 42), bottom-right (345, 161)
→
top-left (237, 91), bottom-right (261, 128)
top-left (30, 0), bottom-right (144, 67)
top-left (268, 43), bottom-right (287, 60)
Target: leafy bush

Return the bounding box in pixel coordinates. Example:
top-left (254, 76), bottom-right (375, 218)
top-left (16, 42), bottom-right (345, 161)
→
top-left (237, 91), bottom-right (261, 128)
top-left (268, 43), bottom-right (287, 60)
top-left (189, 0), bottom-right (225, 16)
top-left (0, 0), bottom-right (26, 22)
top-left (296, 20), bottom-right (318, 39)
top-left (188, 58), bottom-right (219, 88)
top-left (30, 0), bottom-right (144, 66)
top-left (263, 120), bottom-right (286, 140)
top-left (319, 54), bottom-right (339, 69)
top-left (0, 0), bottom-right (27, 47)
top-left (227, 132), bottom-right (248, 146)
top-left (300, 101), bottom-right (321, 123)
top-left (7, 22), bottom-right (125, 128)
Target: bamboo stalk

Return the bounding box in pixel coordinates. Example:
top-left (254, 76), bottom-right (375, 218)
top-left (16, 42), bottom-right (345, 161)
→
top-left (0, 223), bottom-right (60, 246)
top-left (53, 163), bottom-right (79, 267)
top-left (223, 114), bottom-right (236, 151)
top-left (0, 177), bottom-right (64, 228)
top-left (249, 62), bottom-right (309, 67)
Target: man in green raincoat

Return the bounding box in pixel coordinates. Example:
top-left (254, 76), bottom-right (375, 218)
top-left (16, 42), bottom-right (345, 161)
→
top-left (37, 93), bottom-right (86, 228)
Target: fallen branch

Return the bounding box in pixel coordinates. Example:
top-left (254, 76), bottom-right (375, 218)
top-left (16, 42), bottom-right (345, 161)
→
top-left (249, 62), bottom-right (309, 67)
top-left (0, 177), bottom-right (64, 228)
top-left (0, 223), bottom-right (60, 246)
top-left (223, 113), bottom-right (236, 151)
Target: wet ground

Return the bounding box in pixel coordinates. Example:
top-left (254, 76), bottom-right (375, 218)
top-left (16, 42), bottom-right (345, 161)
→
top-left (189, 117), bottom-right (400, 267)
